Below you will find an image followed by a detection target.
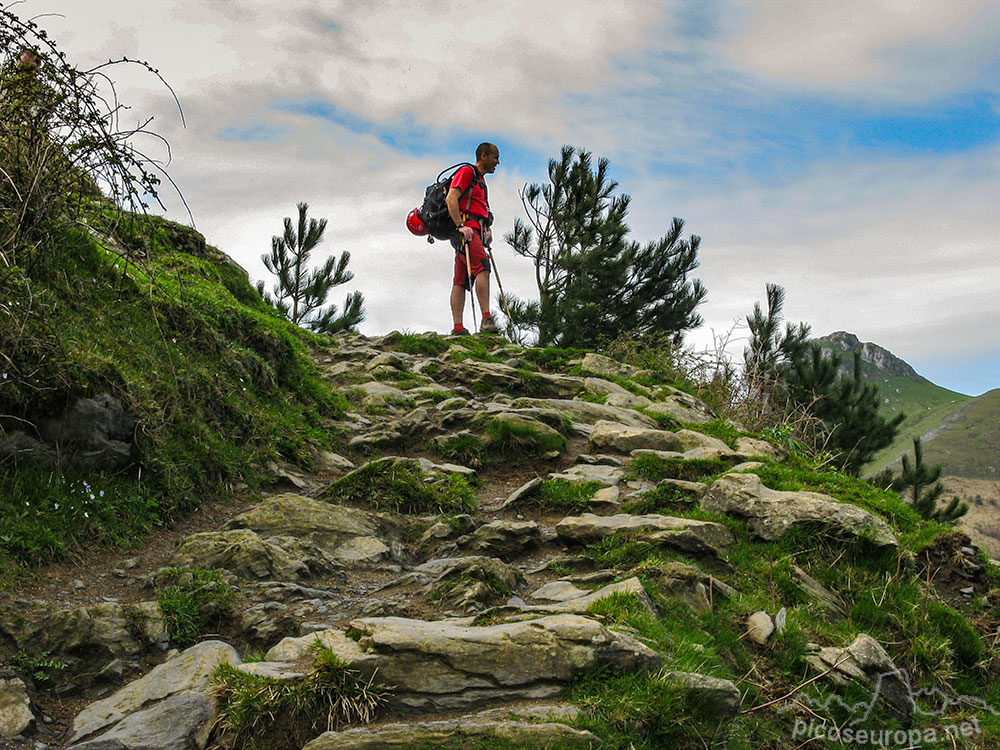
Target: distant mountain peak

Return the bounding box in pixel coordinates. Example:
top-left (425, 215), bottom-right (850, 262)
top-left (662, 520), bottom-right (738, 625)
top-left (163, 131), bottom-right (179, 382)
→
top-left (816, 331), bottom-right (927, 382)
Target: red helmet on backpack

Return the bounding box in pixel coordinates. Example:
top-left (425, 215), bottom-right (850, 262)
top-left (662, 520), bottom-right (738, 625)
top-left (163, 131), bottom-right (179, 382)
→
top-left (406, 208), bottom-right (428, 236)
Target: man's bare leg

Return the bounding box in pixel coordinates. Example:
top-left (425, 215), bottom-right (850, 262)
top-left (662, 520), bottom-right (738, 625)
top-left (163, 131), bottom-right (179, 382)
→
top-left (451, 283), bottom-right (467, 328)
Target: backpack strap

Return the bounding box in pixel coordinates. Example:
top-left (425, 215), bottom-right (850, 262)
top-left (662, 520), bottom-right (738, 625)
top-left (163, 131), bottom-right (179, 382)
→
top-left (440, 162), bottom-right (486, 216)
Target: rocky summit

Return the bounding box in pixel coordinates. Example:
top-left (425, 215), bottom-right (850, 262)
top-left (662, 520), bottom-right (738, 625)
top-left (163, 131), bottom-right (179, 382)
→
top-left (0, 332), bottom-right (996, 749)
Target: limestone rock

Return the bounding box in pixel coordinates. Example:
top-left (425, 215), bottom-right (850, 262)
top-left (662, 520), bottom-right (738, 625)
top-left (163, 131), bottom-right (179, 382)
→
top-left (69, 640), bottom-right (240, 744)
top-left (453, 520), bottom-right (542, 558)
top-left (531, 581), bottom-right (589, 602)
top-left (380, 556), bottom-right (523, 613)
top-left (301, 709), bottom-right (597, 750)
top-left (334, 614), bottom-right (662, 711)
top-left (0, 677), bottom-right (34, 740)
top-left (172, 493), bottom-right (402, 579)
top-left (734, 436), bottom-right (785, 460)
top-left (170, 528), bottom-right (314, 580)
top-left (547, 463), bottom-right (623, 487)
top-left (580, 353), bottom-right (637, 379)
top-left (702, 473), bottom-right (897, 548)
top-left (67, 690), bottom-right (214, 750)
top-left (605, 391), bottom-right (653, 409)
top-left (513, 398), bottom-right (658, 428)
top-left (0, 601), bottom-right (167, 672)
top-left (555, 513), bottom-right (734, 563)
top-left (747, 611), bottom-right (775, 645)
top-left (674, 429), bottom-right (731, 453)
top-left (644, 393), bottom-right (715, 424)
top-left (519, 577), bottom-right (658, 618)
top-left (265, 629), bottom-right (368, 664)
top-left (666, 671), bottom-right (741, 718)
top-left (589, 420), bottom-right (682, 453)
top-left (807, 634), bottom-right (913, 722)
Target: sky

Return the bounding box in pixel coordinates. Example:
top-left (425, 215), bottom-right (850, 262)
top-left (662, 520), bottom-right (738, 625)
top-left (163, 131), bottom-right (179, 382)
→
top-left (9, 0), bottom-right (999, 396)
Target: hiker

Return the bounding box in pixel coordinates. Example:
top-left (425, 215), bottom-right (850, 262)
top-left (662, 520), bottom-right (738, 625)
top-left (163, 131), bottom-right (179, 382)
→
top-left (448, 142), bottom-right (499, 335)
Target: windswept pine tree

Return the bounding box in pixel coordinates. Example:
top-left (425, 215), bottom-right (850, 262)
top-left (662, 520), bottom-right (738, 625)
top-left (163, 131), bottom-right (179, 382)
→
top-left (503, 145), bottom-right (705, 348)
top-left (259, 202), bottom-right (365, 334)
top-left (891, 437), bottom-right (969, 523)
top-left (743, 284), bottom-right (904, 475)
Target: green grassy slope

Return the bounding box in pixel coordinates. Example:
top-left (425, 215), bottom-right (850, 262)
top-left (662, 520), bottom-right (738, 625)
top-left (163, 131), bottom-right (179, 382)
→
top-left (0, 213), bottom-right (346, 571)
top-left (866, 374), bottom-right (972, 475)
top-left (813, 334), bottom-right (975, 476)
top-left (908, 389), bottom-right (1000, 480)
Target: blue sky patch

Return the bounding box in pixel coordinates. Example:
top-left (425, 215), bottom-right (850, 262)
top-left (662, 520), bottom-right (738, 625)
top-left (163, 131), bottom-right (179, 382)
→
top-left (218, 123), bottom-right (287, 143)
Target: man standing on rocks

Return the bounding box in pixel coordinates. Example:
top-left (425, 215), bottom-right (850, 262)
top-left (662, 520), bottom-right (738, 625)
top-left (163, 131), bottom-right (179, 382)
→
top-left (448, 142), bottom-right (500, 335)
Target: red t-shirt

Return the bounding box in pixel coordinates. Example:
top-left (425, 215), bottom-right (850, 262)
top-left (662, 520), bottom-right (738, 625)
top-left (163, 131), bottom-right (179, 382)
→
top-left (449, 165), bottom-right (489, 229)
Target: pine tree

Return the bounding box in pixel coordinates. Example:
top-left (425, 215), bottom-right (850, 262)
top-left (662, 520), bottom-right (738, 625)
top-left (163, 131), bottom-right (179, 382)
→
top-left (503, 146), bottom-right (705, 348)
top-left (892, 437), bottom-right (968, 523)
top-left (259, 202), bottom-right (365, 333)
top-left (743, 284), bottom-right (904, 475)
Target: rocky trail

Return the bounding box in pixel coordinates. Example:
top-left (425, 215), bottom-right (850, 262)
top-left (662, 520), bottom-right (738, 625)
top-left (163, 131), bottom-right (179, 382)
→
top-left (0, 334), bottom-right (991, 749)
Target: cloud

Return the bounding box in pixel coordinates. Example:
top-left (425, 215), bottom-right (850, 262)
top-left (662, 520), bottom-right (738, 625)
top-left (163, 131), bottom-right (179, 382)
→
top-left (717, 0), bottom-right (999, 102)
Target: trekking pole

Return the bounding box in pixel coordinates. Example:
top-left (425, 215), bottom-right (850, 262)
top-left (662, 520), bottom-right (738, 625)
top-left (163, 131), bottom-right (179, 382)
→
top-left (460, 212), bottom-right (477, 331)
top-left (484, 239), bottom-right (512, 321)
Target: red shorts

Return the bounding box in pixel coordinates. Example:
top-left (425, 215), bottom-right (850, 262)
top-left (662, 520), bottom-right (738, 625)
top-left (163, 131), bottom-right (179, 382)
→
top-left (452, 229), bottom-right (490, 290)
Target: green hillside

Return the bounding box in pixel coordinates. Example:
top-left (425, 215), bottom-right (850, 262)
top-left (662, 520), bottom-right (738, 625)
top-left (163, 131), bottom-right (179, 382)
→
top-left (814, 333), bottom-right (974, 476)
top-left (900, 389), bottom-right (1000, 481)
top-left (866, 374), bottom-right (972, 476)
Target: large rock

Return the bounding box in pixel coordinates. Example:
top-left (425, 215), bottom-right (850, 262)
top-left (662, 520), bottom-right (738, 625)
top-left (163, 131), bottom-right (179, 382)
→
top-left (701, 473), bottom-right (897, 548)
top-left (666, 671), bottom-right (741, 718)
top-left (433, 360), bottom-right (584, 398)
top-left (806, 634), bottom-right (913, 723)
top-left (518, 577), bottom-right (658, 617)
top-left (580, 353), bottom-right (638, 379)
top-left (555, 513), bottom-right (734, 563)
top-left (67, 690), bottom-right (214, 750)
top-left (644, 393), bottom-right (716, 424)
top-left (0, 601), bottom-right (167, 671)
top-left (302, 707), bottom-right (596, 750)
top-left (453, 520), bottom-right (542, 559)
top-left (329, 614), bottom-right (662, 711)
top-left (170, 528), bottom-right (316, 580)
top-left (0, 677), bottom-right (34, 739)
top-left (378, 556), bottom-right (523, 612)
top-left (40, 393), bottom-right (135, 469)
top-left (68, 640), bottom-right (240, 744)
top-left (171, 493), bottom-right (402, 579)
top-left (512, 398), bottom-right (658, 428)
top-left (589, 421), bottom-right (682, 453)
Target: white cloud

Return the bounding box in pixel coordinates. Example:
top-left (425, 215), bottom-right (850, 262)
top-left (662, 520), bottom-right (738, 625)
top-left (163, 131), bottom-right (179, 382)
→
top-left (8, 0), bottom-right (998, 394)
top-left (719, 0), bottom-right (999, 101)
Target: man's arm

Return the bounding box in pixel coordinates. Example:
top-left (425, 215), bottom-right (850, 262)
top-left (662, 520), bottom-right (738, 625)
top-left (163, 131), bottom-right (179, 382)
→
top-left (446, 187), bottom-right (473, 242)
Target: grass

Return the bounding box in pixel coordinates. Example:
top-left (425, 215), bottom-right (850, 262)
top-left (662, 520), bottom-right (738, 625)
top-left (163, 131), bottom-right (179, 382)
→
top-left (630, 453), bottom-right (729, 483)
top-left (480, 413), bottom-right (568, 458)
top-left (500, 478), bottom-right (602, 514)
top-left (321, 457), bottom-right (477, 515)
top-left (1, 215), bottom-right (346, 580)
top-left (0, 466), bottom-right (162, 568)
top-left (379, 331), bottom-right (452, 357)
top-left (154, 566), bottom-right (236, 647)
top-left (620, 483), bottom-right (700, 515)
top-left (212, 639), bottom-right (389, 750)
top-left (432, 432), bottom-right (486, 468)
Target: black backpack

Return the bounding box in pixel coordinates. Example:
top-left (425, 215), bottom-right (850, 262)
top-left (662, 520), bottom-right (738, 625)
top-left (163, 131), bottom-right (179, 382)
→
top-left (418, 163), bottom-right (487, 243)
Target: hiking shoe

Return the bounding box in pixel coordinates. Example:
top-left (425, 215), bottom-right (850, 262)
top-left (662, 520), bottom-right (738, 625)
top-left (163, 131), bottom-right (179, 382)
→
top-left (480, 315), bottom-right (499, 334)
top-left (450, 327), bottom-right (471, 336)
